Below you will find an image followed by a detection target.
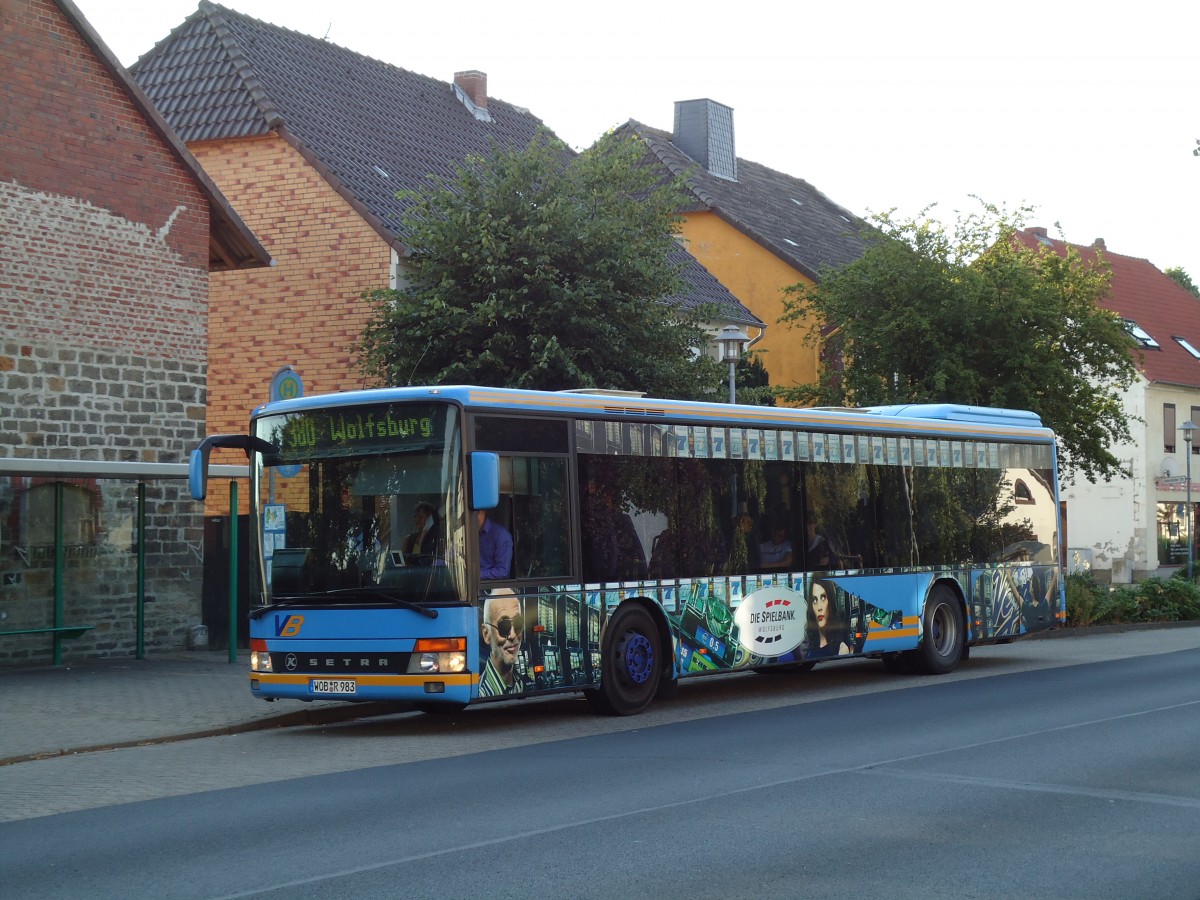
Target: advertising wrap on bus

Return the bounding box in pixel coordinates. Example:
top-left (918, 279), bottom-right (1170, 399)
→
top-left (189, 386), bottom-right (1065, 717)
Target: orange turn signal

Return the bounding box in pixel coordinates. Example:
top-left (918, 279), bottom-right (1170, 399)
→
top-left (414, 637), bottom-right (466, 652)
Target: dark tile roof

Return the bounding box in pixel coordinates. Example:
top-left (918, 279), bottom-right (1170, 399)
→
top-left (130, 2), bottom-right (553, 247)
top-left (1017, 229), bottom-right (1200, 388)
top-left (622, 121), bottom-right (870, 282)
top-left (55, 0), bottom-right (270, 271)
top-left (129, 2), bottom-right (756, 323)
top-left (667, 245), bottom-right (763, 327)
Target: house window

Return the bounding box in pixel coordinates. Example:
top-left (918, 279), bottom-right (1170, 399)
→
top-left (1126, 320), bottom-right (1159, 349)
top-left (1175, 337), bottom-right (1200, 359)
top-left (1014, 479), bottom-right (1035, 505)
top-left (1165, 403), bottom-right (1177, 453)
top-left (1192, 408), bottom-right (1200, 455)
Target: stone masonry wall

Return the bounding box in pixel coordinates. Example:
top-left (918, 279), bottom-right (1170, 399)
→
top-left (0, 0), bottom-right (212, 665)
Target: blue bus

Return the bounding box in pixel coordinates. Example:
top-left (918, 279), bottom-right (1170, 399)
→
top-left (190, 386), bottom-right (1065, 716)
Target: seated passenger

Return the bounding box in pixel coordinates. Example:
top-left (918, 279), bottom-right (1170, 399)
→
top-left (759, 522), bottom-right (794, 570)
top-left (478, 510), bottom-right (513, 579)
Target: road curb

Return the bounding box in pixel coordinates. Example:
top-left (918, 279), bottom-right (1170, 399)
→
top-left (0, 700), bottom-right (408, 768)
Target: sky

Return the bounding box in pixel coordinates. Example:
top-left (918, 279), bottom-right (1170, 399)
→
top-left (74, 0), bottom-right (1200, 281)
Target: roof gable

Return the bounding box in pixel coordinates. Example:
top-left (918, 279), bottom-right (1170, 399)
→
top-left (1017, 229), bottom-right (1200, 388)
top-left (53, 0), bottom-right (269, 271)
top-left (621, 119), bottom-right (870, 281)
top-left (130, 1), bottom-right (550, 249)
top-left (131, 5), bottom-right (757, 325)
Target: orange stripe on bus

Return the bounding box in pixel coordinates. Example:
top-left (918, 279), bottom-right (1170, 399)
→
top-left (250, 673), bottom-right (476, 687)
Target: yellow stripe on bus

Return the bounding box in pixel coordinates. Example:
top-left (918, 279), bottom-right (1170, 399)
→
top-left (863, 617), bottom-right (921, 641)
top-left (863, 628), bottom-right (920, 641)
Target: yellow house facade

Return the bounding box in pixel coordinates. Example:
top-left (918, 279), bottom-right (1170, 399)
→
top-left (680, 210), bottom-right (820, 390)
top-left (625, 100), bottom-right (869, 396)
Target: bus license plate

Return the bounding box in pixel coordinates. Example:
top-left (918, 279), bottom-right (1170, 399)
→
top-left (311, 679), bottom-right (356, 695)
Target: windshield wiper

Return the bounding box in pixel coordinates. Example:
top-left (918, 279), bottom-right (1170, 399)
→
top-left (252, 588), bottom-right (439, 619)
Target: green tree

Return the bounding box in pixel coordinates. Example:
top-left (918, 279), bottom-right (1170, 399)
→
top-left (727, 352), bottom-right (777, 407)
top-left (357, 130), bottom-right (723, 399)
top-left (779, 202), bottom-right (1139, 482)
top-left (1165, 266), bottom-right (1200, 298)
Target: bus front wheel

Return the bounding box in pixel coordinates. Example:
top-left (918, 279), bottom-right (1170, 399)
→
top-left (914, 585), bottom-right (964, 675)
top-left (586, 604), bottom-right (662, 716)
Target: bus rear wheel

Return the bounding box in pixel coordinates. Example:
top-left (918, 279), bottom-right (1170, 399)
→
top-left (586, 604), bottom-right (662, 716)
top-left (914, 585), bottom-right (964, 675)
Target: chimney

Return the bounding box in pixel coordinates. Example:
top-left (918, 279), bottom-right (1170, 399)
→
top-left (453, 70), bottom-right (491, 121)
top-left (1092, 238), bottom-right (1106, 251)
top-left (1030, 227), bottom-right (1048, 238)
top-left (673, 99), bottom-right (737, 181)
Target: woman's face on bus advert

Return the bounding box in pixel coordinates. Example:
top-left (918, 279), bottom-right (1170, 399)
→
top-left (811, 584), bottom-right (830, 629)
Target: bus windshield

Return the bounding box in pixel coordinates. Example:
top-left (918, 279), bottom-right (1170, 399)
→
top-left (250, 402), bottom-right (467, 607)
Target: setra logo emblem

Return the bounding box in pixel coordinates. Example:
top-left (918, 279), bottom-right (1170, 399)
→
top-left (285, 653), bottom-right (298, 671)
top-left (274, 614), bottom-right (305, 637)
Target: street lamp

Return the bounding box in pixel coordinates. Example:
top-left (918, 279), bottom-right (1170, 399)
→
top-left (716, 325), bottom-right (750, 404)
top-left (716, 325), bottom-right (751, 529)
top-left (1184, 421), bottom-right (1197, 579)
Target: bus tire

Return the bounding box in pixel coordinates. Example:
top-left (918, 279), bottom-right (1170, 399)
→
top-left (586, 604), bottom-right (661, 716)
top-left (655, 676), bottom-right (681, 700)
top-left (914, 585), bottom-right (964, 675)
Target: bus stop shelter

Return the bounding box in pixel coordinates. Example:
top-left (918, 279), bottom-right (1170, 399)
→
top-left (0, 458), bottom-right (248, 665)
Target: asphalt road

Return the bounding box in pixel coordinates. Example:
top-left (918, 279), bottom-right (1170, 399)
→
top-left (2, 633), bottom-right (1199, 899)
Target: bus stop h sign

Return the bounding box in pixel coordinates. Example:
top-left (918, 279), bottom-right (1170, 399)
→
top-left (269, 367), bottom-right (303, 477)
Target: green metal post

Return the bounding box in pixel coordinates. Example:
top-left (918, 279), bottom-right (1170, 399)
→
top-left (136, 482), bottom-right (146, 660)
top-left (229, 480), bottom-right (238, 664)
top-left (53, 482), bottom-right (64, 666)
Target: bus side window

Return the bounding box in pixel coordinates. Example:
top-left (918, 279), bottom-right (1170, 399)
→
top-left (505, 456), bottom-right (570, 579)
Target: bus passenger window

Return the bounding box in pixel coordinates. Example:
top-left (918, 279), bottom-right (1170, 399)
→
top-left (499, 456), bottom-right (569, 579)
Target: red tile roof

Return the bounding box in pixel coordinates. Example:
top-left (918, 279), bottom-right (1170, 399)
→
top-left (1016, 229), bottom-right (1200, 388)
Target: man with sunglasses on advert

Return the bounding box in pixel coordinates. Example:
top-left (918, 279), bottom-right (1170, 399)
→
top-left (479, 589), bottom-right (531, 697)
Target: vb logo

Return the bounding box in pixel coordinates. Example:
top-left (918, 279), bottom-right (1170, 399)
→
top-left (274, 614), bottom-right (305, 637)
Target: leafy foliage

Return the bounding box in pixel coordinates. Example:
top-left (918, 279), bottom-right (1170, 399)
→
top-left (778, 201), bottom-right (1139, 482)
top-left (1065, 570), bottom-right (1200, 626)
top-left (1165, 266), bottom-right (1200, 298)
top-left (357, 130), bottom-right (724, 399)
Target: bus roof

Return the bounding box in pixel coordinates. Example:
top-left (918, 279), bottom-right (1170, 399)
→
top-left (253, 386), bottom-right (1054, 442)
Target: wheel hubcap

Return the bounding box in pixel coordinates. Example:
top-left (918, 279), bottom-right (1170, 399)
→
top-left (931, 605), bottom-right (955, 655)
top-left (622, 632), bottom-right (654, 684)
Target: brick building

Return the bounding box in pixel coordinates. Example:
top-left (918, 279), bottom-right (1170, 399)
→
top-left (130, 3), bottom-right (759, 519)
top-left (0, 0), bottom-right (269, 664)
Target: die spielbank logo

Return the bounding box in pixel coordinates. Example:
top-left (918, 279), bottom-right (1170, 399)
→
top-left (733, 586), bottom-right (806, 657)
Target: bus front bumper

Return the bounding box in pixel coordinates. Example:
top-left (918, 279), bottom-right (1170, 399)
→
top-left (248, 672), bottom-right (476, 705)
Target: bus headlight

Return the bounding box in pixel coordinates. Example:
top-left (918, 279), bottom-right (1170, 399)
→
top-left (408, 638), bottom-right (467, 674)
top-left (250, 649), bottom-right (273, 673)
top-left (410, 651), bottom-right (467, 674)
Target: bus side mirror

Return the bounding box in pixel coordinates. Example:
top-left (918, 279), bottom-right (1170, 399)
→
top-left (189, 434), bottom-right (274, 501)
top-left (470, 452), bottom-right (499, 510)
top-left (189, 446), bottom-right (211, 501)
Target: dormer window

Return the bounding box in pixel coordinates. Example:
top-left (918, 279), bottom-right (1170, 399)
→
top-left (1174, 336), bottom-right (1200, 359)
top-left (1125, 320), bottom-right (1159, 349)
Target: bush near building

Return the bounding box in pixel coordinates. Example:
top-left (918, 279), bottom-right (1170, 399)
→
top-left (1066, 570), bottom-right (1200, 627)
